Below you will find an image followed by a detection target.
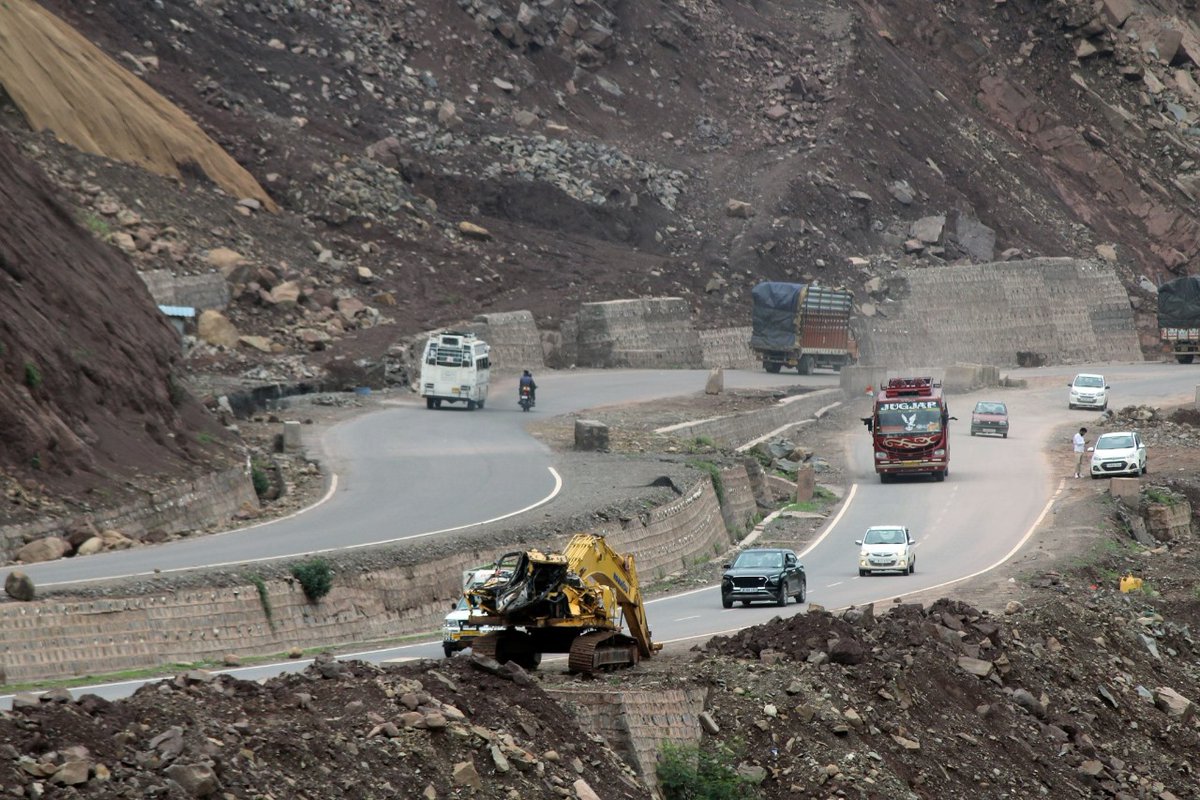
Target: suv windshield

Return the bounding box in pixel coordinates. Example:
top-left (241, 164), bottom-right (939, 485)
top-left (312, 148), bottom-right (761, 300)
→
top-left (1097, 434), bottom-right (1133, 450)
top-left (1074, 376), bottom-right (1104, 388)
top-left (974, 402), bottom-right (1006, 415)
top-left (864, 529), bottom-right (905, 545)
top-left (733, 551), bottom-right (783, 569)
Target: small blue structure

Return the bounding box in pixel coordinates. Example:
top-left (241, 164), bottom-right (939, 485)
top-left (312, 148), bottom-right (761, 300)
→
top-left (158, 305), bottom-right (197, 338)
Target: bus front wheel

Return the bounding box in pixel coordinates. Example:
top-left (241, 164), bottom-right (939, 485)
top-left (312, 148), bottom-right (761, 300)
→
top-left (425, 398), bottom-right (435, 409)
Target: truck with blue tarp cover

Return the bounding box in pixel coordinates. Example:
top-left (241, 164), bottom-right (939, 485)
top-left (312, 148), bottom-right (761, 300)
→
top-left (749, 282), bottom-right (856, 374)
top-left (1158, 275), bottom-right (1200, 364)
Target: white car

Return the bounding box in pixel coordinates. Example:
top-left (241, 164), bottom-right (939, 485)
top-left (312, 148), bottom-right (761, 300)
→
top-left (1090, 431), bottom-right (1147, 478)
top-left (1068, 373), bottom-right (1109, 410)
top-left (857, 525), bottom-right (916, 576)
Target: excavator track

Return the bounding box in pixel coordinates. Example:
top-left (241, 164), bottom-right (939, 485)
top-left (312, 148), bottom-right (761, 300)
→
top-left (568, 631), bottom-right (640, 676)
top-left (470, 631), bottom-right (541, 670)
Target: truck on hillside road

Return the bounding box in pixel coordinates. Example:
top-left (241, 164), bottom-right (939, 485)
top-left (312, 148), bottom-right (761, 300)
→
top-left (749, 282), bottom-right (856, 374)
top-left (1158, 275), bottom-right (1200, 364)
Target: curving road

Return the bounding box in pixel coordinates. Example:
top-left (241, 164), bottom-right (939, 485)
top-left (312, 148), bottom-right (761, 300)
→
top-left (17, 369), bottom-right (837, 587)
top-left (5, 361), bottom-right (1196, 703)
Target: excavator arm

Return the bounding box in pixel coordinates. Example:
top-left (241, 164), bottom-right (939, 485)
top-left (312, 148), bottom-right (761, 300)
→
top-left (562, 533), bottom-right (661, 658)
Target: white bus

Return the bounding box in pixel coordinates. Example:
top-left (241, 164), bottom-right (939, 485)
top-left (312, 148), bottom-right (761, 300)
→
top-left (419, 331), bottom-right (490, 410)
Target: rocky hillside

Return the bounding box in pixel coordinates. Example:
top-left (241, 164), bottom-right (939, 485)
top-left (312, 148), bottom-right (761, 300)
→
top-left (3, 0), bottom-right (1200, 505)
top-left (0, 135), bottom-right (235, 523)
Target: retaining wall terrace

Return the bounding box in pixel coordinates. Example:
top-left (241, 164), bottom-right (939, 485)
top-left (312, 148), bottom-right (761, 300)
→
top-left (575, 297), bottom-right (703, 368)
top-left (140, 270), bottom-right (230, 311)
top-left (859, 258), bottom-right (1141, 367)
top-left (0, 466), bottom-right (259, 562)
top-left (660, 387), bottom-right (843, 449)
top-left (699, 326), bottom-right (757, 369)
top-left (718, 463), bottom-right (758, 536)
top-left (466, 310), bottom-right (545, 370)
top-left (547, 686), bottom-right (708, 790)
top-left (0, 468), bottom-right (748, 682)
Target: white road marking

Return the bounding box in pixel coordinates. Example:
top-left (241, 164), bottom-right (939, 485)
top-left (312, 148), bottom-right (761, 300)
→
top-left (40, 468), bottom-right (565, 587)
top-left (674, 615), bottom-right (701, 622)
top-left (826, 582), bottom-right (844, 588)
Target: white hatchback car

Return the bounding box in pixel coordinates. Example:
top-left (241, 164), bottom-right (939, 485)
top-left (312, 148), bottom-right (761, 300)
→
top-left (856, 525), bottom-right (916, 576)
top-left (1068, 373), bottom-right (1109, 410)
top-left (1090, 431), bottom-right (1147, 478)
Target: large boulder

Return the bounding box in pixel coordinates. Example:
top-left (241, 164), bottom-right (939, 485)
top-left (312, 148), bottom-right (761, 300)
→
top-left (197, 310), bottom-right (240, 348)
top-left (16, 536), bottom-right (69, 564)
top-left (5, 570), bottom-right (35, 601)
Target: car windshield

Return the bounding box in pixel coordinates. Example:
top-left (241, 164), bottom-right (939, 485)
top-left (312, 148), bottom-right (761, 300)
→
top-left (974, 402), bottom-right (1006, 415)
top-left (1096, 434), bottom-right (1134, 450)
top-left (1074, 376), bottom-right (1104, 388)
top-left (733, 551), bottom-right (783, 569)
top-left (864, 528), bottom-right (905, 545)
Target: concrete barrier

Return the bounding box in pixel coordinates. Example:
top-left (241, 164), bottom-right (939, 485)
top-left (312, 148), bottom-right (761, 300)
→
top-left (660, 388), bottom-right (843, 449)
top-left (140, 270), bottom-right (230, 310)
top-left (699, 326), bottom-right (756, 369)
top-left (467, 310), bottom-right (545, 370)
top-left (575, 297), bottom-right (703, 368)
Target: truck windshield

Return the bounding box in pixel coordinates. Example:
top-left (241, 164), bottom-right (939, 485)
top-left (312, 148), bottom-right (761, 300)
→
top-left (877, 409), bottom-right (942, 434)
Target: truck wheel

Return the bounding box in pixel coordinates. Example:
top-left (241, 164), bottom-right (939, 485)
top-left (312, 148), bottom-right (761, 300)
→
top-left (466, 400), bottom-right (477, 411)
top-left (1177, 354), bottom-right (1195, 364)
top-left (798, 355), bottom-right (815, 375)
top-left (880, 473), bottom-right (893, 484)
top-left (933, 470), bottom-right (946, 482)
top-left (426, 398), bottom-right (434, 409)
top-left (765, 363), bottom-right (782, 374)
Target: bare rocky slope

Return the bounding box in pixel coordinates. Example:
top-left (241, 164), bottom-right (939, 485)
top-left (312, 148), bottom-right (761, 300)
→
top-left (5, 0), bottom-right (1200, 514)
top-left (4, 1), bottom-right (1200, 797)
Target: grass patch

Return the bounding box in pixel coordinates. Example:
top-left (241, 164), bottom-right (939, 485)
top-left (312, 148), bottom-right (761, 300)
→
top-left (782, 485), bottom-right (838, 513)
top-left (689, 459), bottom-right (726, 507)
top-left (80, 211), bottom-right (111, 237)
top-left (197, 432), bottom-right (215, 444)
top-left (23, 361), bottom-right (41, 389)
top-left (249, 574), bottom-right (274, 629)
top-left (1143, 487), bottom-right (1180, 506)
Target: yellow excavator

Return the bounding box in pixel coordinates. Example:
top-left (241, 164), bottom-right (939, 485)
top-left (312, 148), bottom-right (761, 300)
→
top-left (462, 533), bottom-right (661, 675)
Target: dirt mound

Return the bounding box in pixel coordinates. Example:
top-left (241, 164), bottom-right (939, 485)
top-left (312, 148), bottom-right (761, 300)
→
top-left (688, 592), bottom-right (1200, 799)
top-left (0, 654), bottom-right (650, 799)
top-left (0, 0), bottom-right (273, 209)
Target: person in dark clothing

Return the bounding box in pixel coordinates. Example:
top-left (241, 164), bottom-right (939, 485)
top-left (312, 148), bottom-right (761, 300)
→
top-left (518, 370), bottom-right (537, 404)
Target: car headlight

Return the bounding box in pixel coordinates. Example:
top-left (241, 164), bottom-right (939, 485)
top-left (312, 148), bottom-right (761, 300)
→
top-left (933, 449), bottom-right (945, 456)
top-left (998, 420), bottom-right (1008, 426)
top-left (766, 574), bottom-right (781, 585)
top-left (875, 451), bottom-right (886, 460)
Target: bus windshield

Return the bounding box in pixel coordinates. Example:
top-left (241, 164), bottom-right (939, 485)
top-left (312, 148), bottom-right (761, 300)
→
top-left (876, 408), bottom-right (942, 434)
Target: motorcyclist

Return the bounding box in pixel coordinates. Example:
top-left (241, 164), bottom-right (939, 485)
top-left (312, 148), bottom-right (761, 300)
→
top-left (518, 370), bottom-right (537, 405)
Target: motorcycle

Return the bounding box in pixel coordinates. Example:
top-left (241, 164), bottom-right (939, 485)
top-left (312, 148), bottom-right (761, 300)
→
top-left (518, 385), bottom-right (534, 412)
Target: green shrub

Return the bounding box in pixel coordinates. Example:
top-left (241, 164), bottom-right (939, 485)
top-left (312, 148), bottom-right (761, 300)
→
top-left (657, 742), bottom-right (758, 800)
top-left (251, 463), bottom-right (271, 498)
top-left (23, 362), bottom-right (41, 389)
top-left (291, 558), bottom-right (333, 601)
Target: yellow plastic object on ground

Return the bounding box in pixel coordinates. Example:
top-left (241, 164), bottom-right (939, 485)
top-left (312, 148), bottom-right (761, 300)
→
top-left (1119, 574), bottom-right (1144, 593)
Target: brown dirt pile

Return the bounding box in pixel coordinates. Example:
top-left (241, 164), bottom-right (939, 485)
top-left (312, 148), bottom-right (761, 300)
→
top-left (0, 0), bottom-right (274, 209)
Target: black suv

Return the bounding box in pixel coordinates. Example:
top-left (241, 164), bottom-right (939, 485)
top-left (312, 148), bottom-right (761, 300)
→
top-left (721, 548), bottom-right (807, 608)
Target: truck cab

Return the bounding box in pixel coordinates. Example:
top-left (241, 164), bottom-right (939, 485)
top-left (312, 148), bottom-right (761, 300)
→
top-left (865, 377), bottom-right (954, 483)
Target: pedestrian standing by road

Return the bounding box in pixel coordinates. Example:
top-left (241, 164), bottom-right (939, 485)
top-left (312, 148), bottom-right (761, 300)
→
top-left (1073, 427), bottom-right (1088, 478)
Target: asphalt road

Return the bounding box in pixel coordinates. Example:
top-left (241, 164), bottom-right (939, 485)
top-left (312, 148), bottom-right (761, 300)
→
top-left (5, 361), bottom-right (1196, 705)
top-left (18, 368), bottom-right (832, 587)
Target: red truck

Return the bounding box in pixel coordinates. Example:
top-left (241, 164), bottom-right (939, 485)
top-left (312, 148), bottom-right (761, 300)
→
top-left (862, 377), bottom-right (955, 483)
